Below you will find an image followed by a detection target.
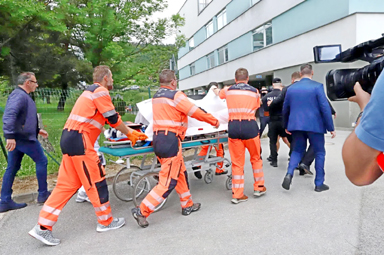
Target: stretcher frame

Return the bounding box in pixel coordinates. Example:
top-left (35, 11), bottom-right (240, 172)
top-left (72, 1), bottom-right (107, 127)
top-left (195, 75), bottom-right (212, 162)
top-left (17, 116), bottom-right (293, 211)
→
top-left (99, 131), bottom-right (232, 211)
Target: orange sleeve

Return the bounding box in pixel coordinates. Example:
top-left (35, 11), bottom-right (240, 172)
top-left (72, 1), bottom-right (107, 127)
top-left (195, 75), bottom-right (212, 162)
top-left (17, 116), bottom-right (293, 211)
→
top-left (175, 92), bottom-right (218, 127)
top-left (219, 87), bottom-right (229, 99)
top-left (93, 87), bottom-right (123, 128)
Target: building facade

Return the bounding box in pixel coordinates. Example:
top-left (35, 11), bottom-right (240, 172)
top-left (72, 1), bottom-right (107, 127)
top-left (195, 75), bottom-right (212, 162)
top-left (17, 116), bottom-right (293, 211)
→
top-left (177, 0), bottom-right (384, 128)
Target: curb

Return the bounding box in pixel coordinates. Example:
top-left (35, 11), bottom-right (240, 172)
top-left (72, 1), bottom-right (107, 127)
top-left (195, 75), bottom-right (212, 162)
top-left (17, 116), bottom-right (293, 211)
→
top-left (13, 174), bottom-right (117, 204)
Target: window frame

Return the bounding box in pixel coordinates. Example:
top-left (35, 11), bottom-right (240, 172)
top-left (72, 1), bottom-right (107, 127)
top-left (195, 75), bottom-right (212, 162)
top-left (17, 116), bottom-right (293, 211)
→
top-left (218, 45), bottom-right (229, 65)
top-left (252, 22), bottom-right (273, 51)
top-left (206, 20), bottom-right (214, 38)
top-left (198, 0), bottom-right (212, 14)
top-left (207, 52), bottom-right (215, 69)
top-left (189, 37), bottom-right (195, 50)
top-left (190, 63), bottom-right (196, 76)
top-left (217, 9), bottom-right (227, 31)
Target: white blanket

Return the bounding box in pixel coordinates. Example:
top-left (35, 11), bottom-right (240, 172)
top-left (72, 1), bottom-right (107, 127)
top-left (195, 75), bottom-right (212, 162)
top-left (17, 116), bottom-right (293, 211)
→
top-left (136, 90), bottom-right (229, 141)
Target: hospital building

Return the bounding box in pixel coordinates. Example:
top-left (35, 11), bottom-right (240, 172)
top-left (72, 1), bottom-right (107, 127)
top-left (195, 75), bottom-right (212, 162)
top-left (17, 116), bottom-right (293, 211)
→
top-left (176, 0), bottom-right (384, 128)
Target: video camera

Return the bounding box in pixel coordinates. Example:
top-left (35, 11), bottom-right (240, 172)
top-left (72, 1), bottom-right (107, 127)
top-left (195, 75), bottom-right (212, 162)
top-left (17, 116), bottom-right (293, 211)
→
top-left (313, 35), bottom-right (384, 101)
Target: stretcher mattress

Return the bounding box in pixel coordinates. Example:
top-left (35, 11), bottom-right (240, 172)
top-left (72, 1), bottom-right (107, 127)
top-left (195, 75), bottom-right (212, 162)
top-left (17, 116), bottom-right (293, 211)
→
top-left (99, 137), bottom-right (228, 157)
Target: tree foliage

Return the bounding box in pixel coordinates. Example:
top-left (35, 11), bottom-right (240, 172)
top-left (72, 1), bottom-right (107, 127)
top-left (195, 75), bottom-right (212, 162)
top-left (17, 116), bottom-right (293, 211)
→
top-left (0, 0), bottom-right (184, 89)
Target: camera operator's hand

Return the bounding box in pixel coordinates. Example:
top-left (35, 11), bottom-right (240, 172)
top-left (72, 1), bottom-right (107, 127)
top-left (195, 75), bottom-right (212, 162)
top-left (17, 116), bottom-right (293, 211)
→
top-left (348, 82), bottom-right (371, 111)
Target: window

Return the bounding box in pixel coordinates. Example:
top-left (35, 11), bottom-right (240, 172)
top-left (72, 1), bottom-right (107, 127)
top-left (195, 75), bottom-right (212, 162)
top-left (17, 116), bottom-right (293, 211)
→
top-left (190, 63), bottom-right (196, 75)
top-left (207, 52), bottom-right (215, 69)
top-left (199, 0), bottom-right (212, 13)
top-left (265, 22), bottom-right (272, 46)
top-left (218, 46), bottom-right (229, 65)
top-left (252, 26), bottom-right (264, 51)
top-left (189, 37), bottom-right (195, 50)
top-left (252, 22), bottom-right (273, 51)
top-left (251, 0), bottom-right (261, 5)
top-left (206, 20), bottom-right (214, 38)
top-left (217, 9), bottom-right (227, 30)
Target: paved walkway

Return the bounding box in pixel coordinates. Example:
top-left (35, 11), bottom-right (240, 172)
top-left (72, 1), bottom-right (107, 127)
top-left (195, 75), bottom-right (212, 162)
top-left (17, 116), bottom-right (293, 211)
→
top-left (1, 130), bottom-right (384, 254)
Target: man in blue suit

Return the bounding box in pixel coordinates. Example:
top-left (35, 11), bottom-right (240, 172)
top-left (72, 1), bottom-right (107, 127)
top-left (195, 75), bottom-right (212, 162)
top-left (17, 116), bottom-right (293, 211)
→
top-left (282, 64), bottom-right (336, 192)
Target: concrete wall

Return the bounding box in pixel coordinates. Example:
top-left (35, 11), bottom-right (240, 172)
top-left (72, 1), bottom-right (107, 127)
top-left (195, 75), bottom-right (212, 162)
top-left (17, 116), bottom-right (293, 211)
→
top-left (349, 0), bottom-right (384, 13)
top-left (178, 0), bottom-right (304, 68)
top-left (228, 32), bottom-right (253, 61)
top-left (273, 0), bottom-right (350, 43)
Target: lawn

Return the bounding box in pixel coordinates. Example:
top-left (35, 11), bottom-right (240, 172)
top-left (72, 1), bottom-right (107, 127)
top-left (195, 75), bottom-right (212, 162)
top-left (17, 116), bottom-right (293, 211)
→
top-left (0, 89), bottom-right (142, 178)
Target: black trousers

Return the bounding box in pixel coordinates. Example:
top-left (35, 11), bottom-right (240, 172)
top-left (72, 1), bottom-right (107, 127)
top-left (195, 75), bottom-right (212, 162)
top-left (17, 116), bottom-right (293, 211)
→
top-left (300, 144), bottom-right (315, 167)
top-left (268, 120), bottom-right (287, 161)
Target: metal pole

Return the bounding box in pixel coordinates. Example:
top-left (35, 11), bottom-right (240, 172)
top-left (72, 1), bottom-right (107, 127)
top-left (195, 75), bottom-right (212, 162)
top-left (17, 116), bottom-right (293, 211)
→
top-left (0, 136), bottom-right (7, 161)
top-left (148, 86), bottom-right (151, 98)
top-left (43, 149), bottom-right (60, 166)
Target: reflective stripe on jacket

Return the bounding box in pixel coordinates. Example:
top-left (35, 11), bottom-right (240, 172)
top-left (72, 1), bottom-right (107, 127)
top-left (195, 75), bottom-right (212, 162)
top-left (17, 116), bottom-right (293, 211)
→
top-left (152, 86), bottom-right (218, 140)
top-left (219, 83), bottom-right (260, 121)
top-left (63, 84), bottom-right (122, 144)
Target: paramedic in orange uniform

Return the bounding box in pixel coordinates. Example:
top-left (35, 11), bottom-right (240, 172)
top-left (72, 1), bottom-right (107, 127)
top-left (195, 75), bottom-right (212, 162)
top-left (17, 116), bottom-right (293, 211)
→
top-left (29, 65), bottom-right (147, 246)
top-left (212, 68), bottom-right (266, 204)
top-left (131, 69), bottom-right (219, 228)
top-left (194, 143), bottom-right (227, 179)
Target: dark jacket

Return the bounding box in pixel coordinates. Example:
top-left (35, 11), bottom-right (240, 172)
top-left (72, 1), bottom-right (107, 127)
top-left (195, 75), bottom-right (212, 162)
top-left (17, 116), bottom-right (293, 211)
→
top-left (263, 89), bottom-right (283, 121)
top-left (283, 78), bottom-right (334, 134)
top-left (3, 87), bottom-right (39, 141)
top-left (270, 83), bottom-right (336, 116)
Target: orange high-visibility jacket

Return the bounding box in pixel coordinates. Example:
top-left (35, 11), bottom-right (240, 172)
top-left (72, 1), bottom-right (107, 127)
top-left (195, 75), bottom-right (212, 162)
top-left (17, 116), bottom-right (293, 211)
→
top-left (64, 84), bottom-right (122, 144)
top-left (152, 86), bottom-right (218, 140)
top-left (219, 83), bottom-right (260, 121)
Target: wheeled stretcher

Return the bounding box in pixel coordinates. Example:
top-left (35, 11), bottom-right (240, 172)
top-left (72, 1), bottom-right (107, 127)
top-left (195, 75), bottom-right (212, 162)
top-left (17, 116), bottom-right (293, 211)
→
top-left (99, 132), bottom-right (232, 212)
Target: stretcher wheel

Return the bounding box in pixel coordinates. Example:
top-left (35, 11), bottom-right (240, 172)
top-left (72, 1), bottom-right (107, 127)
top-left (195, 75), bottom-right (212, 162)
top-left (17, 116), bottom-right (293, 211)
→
top-left (133, 172), bottom-right (167, 212)
top-left (112, 166), bottom-right (141, 202)
top-left (204, 170), bottom-right (214, 184)
top-left (226, 176), bottom-right (232, 190)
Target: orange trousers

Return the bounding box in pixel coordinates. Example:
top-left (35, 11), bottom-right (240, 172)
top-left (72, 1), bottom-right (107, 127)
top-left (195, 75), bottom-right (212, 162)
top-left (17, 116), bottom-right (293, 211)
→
top-left (140, 140), bottom-right (193, 217)
top-left (38, 134), bottom-right (112, 231)
top-left (229, 136), bottom-right (264, 198)
top-left (198, 144), bottom-right (224, 169)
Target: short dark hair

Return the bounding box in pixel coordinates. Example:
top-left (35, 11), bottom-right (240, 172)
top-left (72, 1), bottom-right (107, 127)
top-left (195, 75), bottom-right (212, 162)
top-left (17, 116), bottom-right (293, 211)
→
top-left (235, 68), bottom-right (249, 81)
top-left (159, 69), bottom-right (176, 84)
top-left (291, 71), bottom-right (301, 80)
top-left (300, 63), bottom-right (313, 76)
top-left (208, 82), bottom-right (219, 89)
top-left (17, 72), bottom-right (35, 85)
top-left (93, 65), bottom-right (111, 83)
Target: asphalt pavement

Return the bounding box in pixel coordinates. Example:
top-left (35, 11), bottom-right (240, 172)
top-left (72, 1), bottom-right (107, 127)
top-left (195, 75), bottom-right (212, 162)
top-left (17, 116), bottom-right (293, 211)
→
top-left (1, 130), bottom-right (384, 255)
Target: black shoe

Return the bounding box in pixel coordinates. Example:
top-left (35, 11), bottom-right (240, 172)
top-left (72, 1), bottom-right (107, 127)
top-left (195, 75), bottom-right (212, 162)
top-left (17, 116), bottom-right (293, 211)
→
top-left (0, 200), bottom-right (27, 213)
top-left (267, 156), bottom-right (272, 162)
top-left (299, 163), bottom-right (313, 175)
top-left (131, 207), bottom-right (149, 228)
top-left (299, 168), bottom-right (306, 176)
top-left (37, 191), bottom-right (51, 204)
top-left (270, 161), bottom-right (278, 167)
top-left (282, 174), bottom-right (293, 190)
top-left (314, 184), bottom-right (329, 192)
top-left (194, 171), bottom-right (202, 179)
top-left (182, 203), bottom-right (201, 216)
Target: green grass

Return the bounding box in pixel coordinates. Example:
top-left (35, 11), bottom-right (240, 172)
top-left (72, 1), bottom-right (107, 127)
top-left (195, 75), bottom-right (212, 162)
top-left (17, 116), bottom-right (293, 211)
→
top-left (0, 91), bottom-right (140, 178)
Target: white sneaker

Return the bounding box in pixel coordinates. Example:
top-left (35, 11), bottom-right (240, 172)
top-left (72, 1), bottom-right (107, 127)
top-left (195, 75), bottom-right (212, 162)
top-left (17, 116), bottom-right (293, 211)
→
top-left (28, 224), bottom-right (60, 246)
top-left (96, 218), bottom-right (125, 232)
top-left (76, 191), bottom-right (90, 203)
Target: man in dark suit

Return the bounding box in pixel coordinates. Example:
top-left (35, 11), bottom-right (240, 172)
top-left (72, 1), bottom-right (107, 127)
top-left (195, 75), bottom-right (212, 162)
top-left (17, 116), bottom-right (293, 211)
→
top-left (282, 64), bottom-right (336, 192)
